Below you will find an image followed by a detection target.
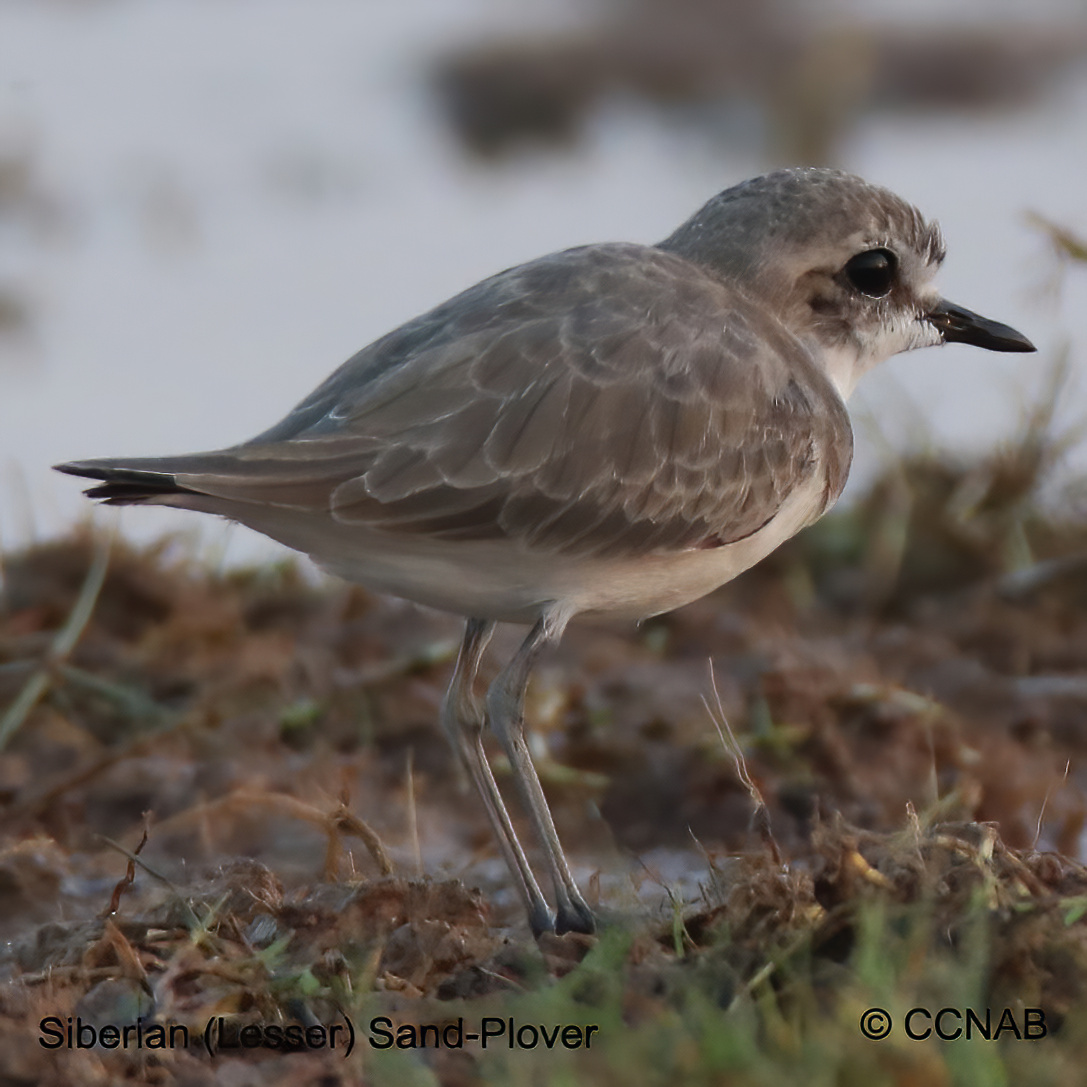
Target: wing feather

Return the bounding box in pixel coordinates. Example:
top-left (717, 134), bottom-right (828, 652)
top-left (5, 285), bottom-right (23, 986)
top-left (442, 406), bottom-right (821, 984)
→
top-left (167, 243), bottom-right (852, 558)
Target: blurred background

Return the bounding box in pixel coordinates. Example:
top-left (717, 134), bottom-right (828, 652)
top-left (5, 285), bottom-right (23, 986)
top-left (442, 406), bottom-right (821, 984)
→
top-left (2, 0), bottom-right (1086, 565)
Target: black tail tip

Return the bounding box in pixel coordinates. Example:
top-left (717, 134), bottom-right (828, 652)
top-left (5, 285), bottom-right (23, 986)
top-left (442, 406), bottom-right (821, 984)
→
top-left (53, 461), bottom-right (184, 504)
top-left (54, 461), bottom-right (104, 480)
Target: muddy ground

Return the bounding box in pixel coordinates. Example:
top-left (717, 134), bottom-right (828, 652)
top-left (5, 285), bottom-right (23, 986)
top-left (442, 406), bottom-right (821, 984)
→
top-left (3, 413), bottom-right (1087, 1085)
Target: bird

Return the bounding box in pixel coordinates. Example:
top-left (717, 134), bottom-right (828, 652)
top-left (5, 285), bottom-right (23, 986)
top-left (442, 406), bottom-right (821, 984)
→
top-left (56, 167), bottom-right (1035, 937)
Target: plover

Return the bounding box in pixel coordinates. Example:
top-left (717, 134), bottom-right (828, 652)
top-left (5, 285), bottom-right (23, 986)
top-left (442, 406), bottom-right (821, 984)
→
top-left (57, 168), bottom-right (1034, 935)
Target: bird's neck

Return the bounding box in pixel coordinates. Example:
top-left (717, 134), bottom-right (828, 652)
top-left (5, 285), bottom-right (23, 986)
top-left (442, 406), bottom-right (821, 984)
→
top-left (817, 342), bottom-right (866, 402)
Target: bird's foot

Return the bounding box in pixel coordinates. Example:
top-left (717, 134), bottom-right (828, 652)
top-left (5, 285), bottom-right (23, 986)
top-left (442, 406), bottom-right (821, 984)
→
top-left (555, 899), bottom-right (596, 936)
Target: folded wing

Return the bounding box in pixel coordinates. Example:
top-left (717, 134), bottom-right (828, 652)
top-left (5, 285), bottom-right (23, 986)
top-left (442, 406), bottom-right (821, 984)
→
top-left (64, 244), bottom-right (853, 560)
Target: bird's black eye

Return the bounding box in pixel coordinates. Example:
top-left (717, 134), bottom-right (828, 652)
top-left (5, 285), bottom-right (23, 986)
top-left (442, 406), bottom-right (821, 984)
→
top-left (843, 248), bottom-right (897, 298)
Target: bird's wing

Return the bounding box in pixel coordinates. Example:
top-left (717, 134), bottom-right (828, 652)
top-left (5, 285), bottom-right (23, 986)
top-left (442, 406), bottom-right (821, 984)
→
top-left (168, 244), bottom-right (854, 558)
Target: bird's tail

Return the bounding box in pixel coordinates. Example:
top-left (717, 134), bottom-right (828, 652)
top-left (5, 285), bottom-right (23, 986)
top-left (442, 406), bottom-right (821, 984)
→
top-left (54, 459), bottom-right (200, 505)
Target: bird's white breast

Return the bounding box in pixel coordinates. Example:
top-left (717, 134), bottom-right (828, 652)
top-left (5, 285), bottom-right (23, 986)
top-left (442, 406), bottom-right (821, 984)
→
top-left (305, 469), bottom-right (828, 624)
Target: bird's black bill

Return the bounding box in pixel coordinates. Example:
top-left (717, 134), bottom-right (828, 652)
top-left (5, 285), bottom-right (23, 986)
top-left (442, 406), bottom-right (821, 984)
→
top-left (926, 300), bottom-right (1036, 353)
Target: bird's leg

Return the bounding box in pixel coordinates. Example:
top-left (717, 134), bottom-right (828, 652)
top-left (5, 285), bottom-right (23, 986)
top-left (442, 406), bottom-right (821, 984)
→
top-left (485, 614), bottom-right (596, 935)
top-left (440, 618), bottom-right (554, 936)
